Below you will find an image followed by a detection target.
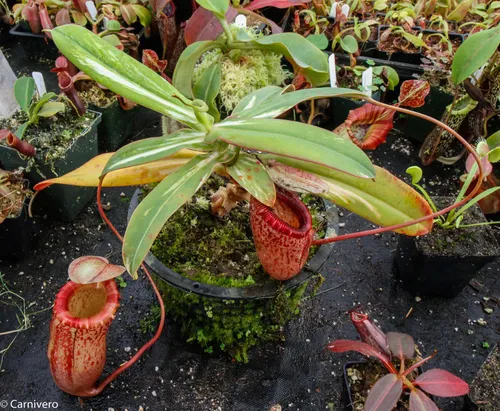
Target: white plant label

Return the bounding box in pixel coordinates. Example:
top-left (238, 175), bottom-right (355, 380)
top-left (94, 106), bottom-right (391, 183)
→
top-left (103, 17), bottom-right (109, 29)
top-left (341, 4), bottom-right (350, 17)
top-left (32, 72), bottom-right (46, 96)
top-left (235, 14), bottom-right (247, 28)
top-left (329, 54), bottom-right (337, 87)
top-left (329, 2), bottom-right (338, 18)
top-left (86, 1), bottom-right (98, 20)
top-left (472, 64), bottom-right (486, 85)
top-left (362, 67), bottom-right (373, 97)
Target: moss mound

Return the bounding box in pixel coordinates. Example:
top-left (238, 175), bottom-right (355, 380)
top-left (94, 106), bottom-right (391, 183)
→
top-left (140, 176), bottom-right (327, 362)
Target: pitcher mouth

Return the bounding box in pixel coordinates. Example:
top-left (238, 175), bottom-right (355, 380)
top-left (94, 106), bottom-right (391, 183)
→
top-left (54, 280), bottom-right (120, 329)
top-left (253, 189), bottom-right (312, 239)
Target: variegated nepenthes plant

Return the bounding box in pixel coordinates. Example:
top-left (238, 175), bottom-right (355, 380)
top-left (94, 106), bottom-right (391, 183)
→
top-left (35, 0), bottom-right (484, 280)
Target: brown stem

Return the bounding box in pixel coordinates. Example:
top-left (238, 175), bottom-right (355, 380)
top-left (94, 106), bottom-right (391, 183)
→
top-left (58, 72), bottom-right (86, 116)
top-left (0, 130), bottom-right (36, 157)
top-left (312, 98), bottom-right (484, 245)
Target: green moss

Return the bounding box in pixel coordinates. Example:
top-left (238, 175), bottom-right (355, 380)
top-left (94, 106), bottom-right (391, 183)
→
top-left (143, 175), bottom-right (326, 288)
top-left (147, 175), bottom-right (268, 286)
top-left (140, 176), bottom-right (327, 362)
top-left (153, 275), bottom-right (321, 363)
top-left (192, 25), bottom-right (292, 113)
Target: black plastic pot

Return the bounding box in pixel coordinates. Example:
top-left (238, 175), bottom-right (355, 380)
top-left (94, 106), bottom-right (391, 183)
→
top-left (464, 344), bottom-right (499, 410)
top-left (395, 197), bottom-right (500, 298)
top-left (377, 25), bottom-right (423, 65)
top-left (128, 188), bottom-right (339, 300)
top-left (9, 21), bottom-right (44, 38)
top-left (92, 101), bottom-right (158, 151)
top-left (9, 22), bottom-right (59, 59)
top-left (342, 361), bottom-right (428, 410)
top-left (0, 111), bottom-right (102, 222)
top-left (0, 199), bottom-right (34, 260)
top-left (389, 86), bottom-right (455, 143)
top-left (91, 100), bottom-right (131, 151)
top-left (425, 19), bottom-right (459, 33)
top-left (421, 29), bottom-right (465, 71)
top-left (422, 29), bottom-right (466, 46)
top-left (342, 361), bottom-right (364, 411)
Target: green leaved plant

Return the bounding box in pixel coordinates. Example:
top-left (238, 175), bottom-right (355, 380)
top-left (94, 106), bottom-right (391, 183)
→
top-left (49, 24), bottom-right (436, 279)
top-left (13, 76), bottom-right (65, 139)
top-left (408, 138), bottom-right (500, 229)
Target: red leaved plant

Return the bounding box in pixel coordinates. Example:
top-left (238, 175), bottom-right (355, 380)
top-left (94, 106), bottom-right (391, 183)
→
top-left (336, 80), bottom-right (431, 150)
top-left (328, 312), bottom-right (469, 411)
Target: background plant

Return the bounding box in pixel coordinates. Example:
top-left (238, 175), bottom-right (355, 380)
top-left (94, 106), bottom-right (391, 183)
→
top-left (328, 312), bottom-right (470, 411)
top-left (173, 0), bottom-right (330, 119)
top-left (13, 0), bottom-right (151, 33)
top-left (420, 24), bottom-right (500, 165)
top-left (8, 76), bottom-right (65, 140)
top-left (0, 169), bottom-right (30, 223)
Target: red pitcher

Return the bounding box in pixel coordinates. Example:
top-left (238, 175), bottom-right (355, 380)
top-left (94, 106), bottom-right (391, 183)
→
top-left (48, 279), bottom-right (120, 396)
top-left (250, 189), bottom-right (314, 281)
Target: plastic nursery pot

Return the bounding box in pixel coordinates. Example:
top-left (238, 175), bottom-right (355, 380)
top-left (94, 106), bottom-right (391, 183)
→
top-left (92, 101), bottom-right (160, 151)
top-left (388, 86), bottom-right (455, 143)
top-left (395, 197), bottom-right (500, 298)
top-left (335, 53), bottom-right (425, 84)
top-left (8, 22), bottom-right (59, 59)
top-left (377, 25), bottom-right (423, 66)
top-left (425, 20), bottom-right (459, 33)
top-left (342, 361), bottom-right (427, 411)
top-left (0, 197), bottom-right (34, 260)
top-left (48, 280), bottom-right (120, 396)
top-left (0, 111), bottom-right (101, 222)
top-left (421, 29), bottom-right (466, 47)
top-left (464, 344), bottom-right (499, 410)
top-left (91, 100), bottom-right (133, 152)
top-left (127, 188), bottom-right (339, 300)
top-left (342, 361), bottom-right (369, 411)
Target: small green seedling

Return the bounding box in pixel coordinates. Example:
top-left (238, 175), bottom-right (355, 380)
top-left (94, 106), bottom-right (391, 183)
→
top-left (13, 76), bottom-right (65, 139)
top-left (116, 275), bottom-right (127, 288)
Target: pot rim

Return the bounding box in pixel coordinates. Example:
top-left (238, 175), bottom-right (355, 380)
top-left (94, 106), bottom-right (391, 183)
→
top-left (127, 188), bottom-right (339, 300)
top-left (53, 280), bottom-right (120, 329)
